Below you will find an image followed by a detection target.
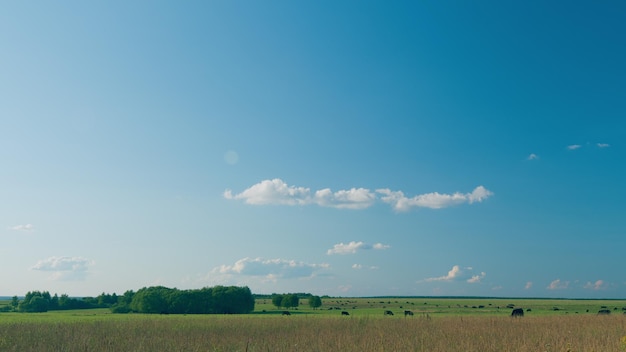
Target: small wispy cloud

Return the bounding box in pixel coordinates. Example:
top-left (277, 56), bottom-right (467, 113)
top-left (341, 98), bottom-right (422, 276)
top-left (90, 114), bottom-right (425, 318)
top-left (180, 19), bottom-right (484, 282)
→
top-left (583, 280), bottom-right (607, 290)
top-left (213, 257), bottom-right (329, 281)
top-left (377, 186), bottom-right (492, 211)
top-left (327, 241), bottom-right (390, 255)
top-left (352, 264), bottom-right (379, 270)
top-left (467, 272), bottom-right (487, 283)
top-left (597, 143), bottom-right (610, 148)
top-left (547, 279), bottom-right (569, 290)
top-left (225, 179), bottom-right (493, 212)
top-left (224, 179), bottom-right (375, 209)
top-left (9, 224), bottom-right (34, 232)
top-left (527, 153), bottom-right (539, 160)
top-left (31, 256), bottom-right (94, 281)
top-left (525, 282), bottom-right (533, 290)
top-left (567, 144), bottom-right (582, 150)
top-left (422, 265), bottom-right (486, 284)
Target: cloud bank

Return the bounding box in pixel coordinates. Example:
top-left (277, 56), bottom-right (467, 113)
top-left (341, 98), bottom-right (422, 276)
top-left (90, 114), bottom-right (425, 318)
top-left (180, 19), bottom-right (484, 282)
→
top-left (422, 265), bottom-right (486, 284)
top-left (225, 179), bottom-right (492, 211)
top-left (527, 153), bottom-right (539, 160)
top-left (377, 186), bottom-right (492, 211)
top-left (9, 224), bottom-right (34, 232)
top-left (31, 256), bottom-right (94, 281)
top-left (567, 143), bottom-right (610, 150)
top-left (583, 280), bottom-right (607, 290)
top-left (213, 257), bottom-right (329, 281)
top-left (327, 241), bottom-right (390, 255)
top-left (352, 264), bottom-right (379, 270)
top-left (547, 279), bottom-right (569, 290)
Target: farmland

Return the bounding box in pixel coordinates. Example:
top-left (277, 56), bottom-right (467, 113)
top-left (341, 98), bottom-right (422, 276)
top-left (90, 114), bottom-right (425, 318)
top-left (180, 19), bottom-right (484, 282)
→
top-left (1, 297), bottom-right (625, 351)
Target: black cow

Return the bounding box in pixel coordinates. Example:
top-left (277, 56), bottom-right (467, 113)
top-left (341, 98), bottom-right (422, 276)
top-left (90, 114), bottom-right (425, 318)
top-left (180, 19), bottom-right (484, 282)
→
top-left (597, 309), bottom-right (611, 315)
top-left (384, 310), bottom-right (394, 316)
top-left (511, 308), bottom-right (524, 317)
top-left (341, 311), bottom-right (350, 316)
top-left (282, 311), bottom-right (291, 316)
top-left (404, 310), bottom-right (414, 317)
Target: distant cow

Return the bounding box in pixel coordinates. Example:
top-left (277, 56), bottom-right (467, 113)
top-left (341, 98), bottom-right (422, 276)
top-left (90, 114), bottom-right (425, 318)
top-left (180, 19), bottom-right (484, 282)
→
top-left (282, 311), bottom-right (291, 316)
top-left (384, 310), bottom-right (394, 316)
top-left (341, 311), bottom-right (350, 316)
top-left (511, 308), bottom-right (524, 317)
top-left (598, 309), bottom-right (611, 315)
top-left (404, 310), bottom-right (414, 317)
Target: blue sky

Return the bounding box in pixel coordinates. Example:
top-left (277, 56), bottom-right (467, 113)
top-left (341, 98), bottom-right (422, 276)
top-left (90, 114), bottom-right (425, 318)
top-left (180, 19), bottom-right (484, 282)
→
top-left (1, 1), bottom-right (624, 298)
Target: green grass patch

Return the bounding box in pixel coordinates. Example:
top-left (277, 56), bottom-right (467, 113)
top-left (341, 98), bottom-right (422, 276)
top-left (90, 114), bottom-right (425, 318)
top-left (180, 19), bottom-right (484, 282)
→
top-left (1, 309), bottom-right (625, 351)
top-left (254, 297), bottom-right (626, 317)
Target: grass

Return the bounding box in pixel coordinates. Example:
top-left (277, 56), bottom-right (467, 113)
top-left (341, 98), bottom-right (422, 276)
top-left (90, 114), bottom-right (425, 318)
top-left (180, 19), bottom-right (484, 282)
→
top-left (1, 298), bottom-right (625, 351)
top-left (257, 297), bottom-right (626, 316)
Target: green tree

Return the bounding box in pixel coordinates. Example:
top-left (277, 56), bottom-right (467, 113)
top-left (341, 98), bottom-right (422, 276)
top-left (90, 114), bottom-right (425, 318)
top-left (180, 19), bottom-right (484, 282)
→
top-left (49, 294), bottom-right (59, 310)
top-left (281, 294), bottom-right (299, 309)
top-left (18, 292), bottom-right (49, 312)
top-left (10, 296), bottom-right (19, 309)
top-left (110, 290), bottom-right (135, 313)
top-left (308, 295), bottom-right (322, 309)
top-left (58, 294), bottom-right (71, 309)
top-left (130, 286), bottom-right (171, 314)
top-left (18, 291), bottom-right (50, 312)
top-left (271, 294), bottom-right (284, 309)
top-left (211, 286), bottom-right (254, 314)
top-left (108, 285), bottom-right (254, 315)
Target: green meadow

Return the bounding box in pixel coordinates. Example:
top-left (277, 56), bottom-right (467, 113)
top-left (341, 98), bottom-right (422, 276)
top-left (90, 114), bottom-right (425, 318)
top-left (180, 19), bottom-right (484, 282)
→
top-left (1, 297), bottom-right (625, 351)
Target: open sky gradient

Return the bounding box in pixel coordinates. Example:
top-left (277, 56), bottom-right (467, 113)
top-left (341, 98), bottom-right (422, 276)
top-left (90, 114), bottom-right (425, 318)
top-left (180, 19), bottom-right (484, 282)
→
top-left (2, 1), bottom-right (625, 298)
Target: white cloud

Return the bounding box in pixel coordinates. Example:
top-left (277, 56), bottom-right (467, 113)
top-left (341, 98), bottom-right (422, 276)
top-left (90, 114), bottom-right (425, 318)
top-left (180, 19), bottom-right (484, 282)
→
top-left (525, 281), bottom-right (533, 289)
top-left (422, 265), bottom-right (486, 284)
top-left (467, 272), bottom-right (486, 284)
top-left (327, 241), bottom-right (390, 255)
top-left (567, 144), bottom-right (582, 150)
top-left (424, 265), bottom-right (462, 282)
top-left (224, 179), bottom-right (376, 209)
top-left (225, 179), bottom-right (493, 212)
top-left (213, 257), bottom-right (329, 280)
top-left (547, 279), bottom-right (569, 290)
top-left (224, 179), bottom-right (311, 206)
top-left (314, 187), bottom-right (376, 209)
top-left (31, 256), bottom-right (94, 281)
top-left (377, 186), bottom-right (493, 211)
top-left (338, 285), bottom-right (352, 293)
top-left (597, 143), bottom-right (610, 148)
top-left (583, 280), bottom-right (607, 290)
top-left (352, 264), bottom-right (379, 270)
top-left (527, 153), bottom-right (539, 160)
top-left (9, 224), bottom-right (34, 232)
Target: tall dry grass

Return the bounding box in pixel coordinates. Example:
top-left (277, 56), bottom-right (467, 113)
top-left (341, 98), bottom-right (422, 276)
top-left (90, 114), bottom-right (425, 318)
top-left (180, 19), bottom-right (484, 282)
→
top-left (0, 313), bottom-right (624, 351)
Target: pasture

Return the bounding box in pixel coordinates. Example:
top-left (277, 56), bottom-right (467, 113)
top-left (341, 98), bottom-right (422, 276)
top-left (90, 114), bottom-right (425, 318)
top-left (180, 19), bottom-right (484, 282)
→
top-left (1, 297), bottom-right (625, 351)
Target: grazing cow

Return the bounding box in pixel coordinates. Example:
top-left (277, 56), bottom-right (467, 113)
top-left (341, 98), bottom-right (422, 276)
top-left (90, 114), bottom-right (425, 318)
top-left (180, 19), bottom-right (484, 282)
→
top-left (341, 311), bottom-right (349, 316)
top-left (597, 309), bottom-right (611, 315)
top-left (384, 310), bottom-right (394, 316)
top-left (404, 310), bottom-right (414, 317)
top-left (282, 311), bottom-right (291, 316)
top-left (511, 308), bottom-right (524, 317)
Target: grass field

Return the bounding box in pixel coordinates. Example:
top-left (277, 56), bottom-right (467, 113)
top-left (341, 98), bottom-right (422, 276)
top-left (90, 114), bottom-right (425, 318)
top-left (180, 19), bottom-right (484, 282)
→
top-left (1, 297), bottom-right (625, 351)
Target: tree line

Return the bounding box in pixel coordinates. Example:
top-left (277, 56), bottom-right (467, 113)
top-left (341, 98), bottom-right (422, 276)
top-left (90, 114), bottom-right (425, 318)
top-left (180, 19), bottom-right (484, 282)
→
top-left (114, 286), bottom-right (254, 314)
top-left (270, 293), bottom-right (322, 310)
top-left (2, 286), bottom-right (254, 314)
top-left (0, 291), bottom-right (116, 313)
